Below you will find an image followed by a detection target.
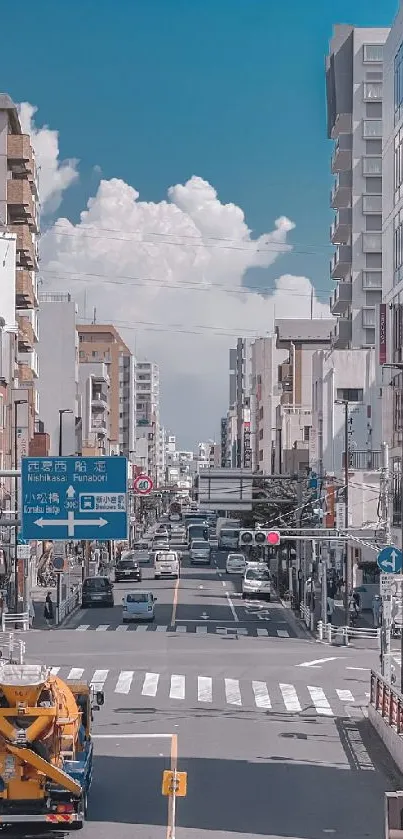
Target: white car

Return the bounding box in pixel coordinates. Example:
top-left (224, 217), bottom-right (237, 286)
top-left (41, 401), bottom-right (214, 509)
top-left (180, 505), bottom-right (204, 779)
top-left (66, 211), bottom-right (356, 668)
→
top-left (242, 565), bottom-right (271, 601)
top-left (154, 551), bottom-right (180, 579)
top-left (226, 553), bottom-right (246, 575)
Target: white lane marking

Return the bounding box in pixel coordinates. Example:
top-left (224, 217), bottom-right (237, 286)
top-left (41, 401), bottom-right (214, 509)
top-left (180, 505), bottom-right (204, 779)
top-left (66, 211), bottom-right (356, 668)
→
top-left (142, 673), bottom-right (159, 697)
top-left (277, 629), bottom-right (289, 638)
top-left (336, 689), bottom-right (355, 703)
top-left (222, 581), bottom-right (227, 587)
top-left (76, 625), bottom-right (89, 631)
top-left (252, 681), bottom-right (271, 709)
top-left (50, 667), bottom-right (60, 676)
top-left (170, 675), bottom-right (185, 700)
top-left (156, 625), bottom-right (168, 632)
top-left (196, 626), bottom-right (208, 635)
top-left (307, 686), bottom-right (333, 716)
top-left (175, 625), bottom-right (187, 633)
top-left (116, 624), bottom-right (129, 631)
top-left (225, 678), bottom-right (242, 706)
top-left (134, 625), bottom-right (149, 632)
top-left (198, 676), bottom-right (212, 702)
top-left (365, 692), bottom-right (370, 699)
top-left (67, 668), bottom-right (84, 680)
top-left (256, 628), bottom-right (269, 637)
top-left (346, 667), bottom-right (370, 672)
top-left (226, 592), bottom-right (239, 622)
top-left (280, 683), bottom-right (301, 712)
top-left (94, 733), bottom-right (172, 739)
top-left (91, 670), bottom-right (108, 689)
top-left (95, 625), bottom-right (109, 631)
top-left (115, 671), bottom-right (134, 694)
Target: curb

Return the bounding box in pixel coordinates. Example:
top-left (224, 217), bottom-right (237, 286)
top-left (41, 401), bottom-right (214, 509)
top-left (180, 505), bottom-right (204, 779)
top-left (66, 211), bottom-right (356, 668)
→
top-left (279, 599), bottom-right (312, 640)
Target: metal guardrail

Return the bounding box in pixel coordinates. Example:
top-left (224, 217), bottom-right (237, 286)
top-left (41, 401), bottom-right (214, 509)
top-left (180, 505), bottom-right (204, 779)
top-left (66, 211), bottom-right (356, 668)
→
top-left (317, 620), bottom-right (380, 645)
top-left (56, 584), bottom-right (81, 625)
top-left (1, 612), bottom-right (29, 632)
top-left (370, 669), bottom-right (403, 734)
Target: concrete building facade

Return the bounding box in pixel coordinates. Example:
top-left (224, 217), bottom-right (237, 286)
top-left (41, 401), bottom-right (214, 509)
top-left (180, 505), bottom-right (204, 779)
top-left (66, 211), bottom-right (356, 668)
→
top-left (135, 361), bottom-right (160, 485)
top-left (250, 336), bottom-right (287, 474)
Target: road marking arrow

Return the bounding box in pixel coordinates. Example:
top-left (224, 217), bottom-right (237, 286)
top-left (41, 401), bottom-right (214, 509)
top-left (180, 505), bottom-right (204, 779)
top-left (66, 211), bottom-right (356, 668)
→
top-left (34, 511), bottom-right (108, 537)
top-left (200, 612), bottom-right (209, 620)
top-left (66, 485), bottom-right (76, 499)
top-left (297, 657), bottom-right (342, 668)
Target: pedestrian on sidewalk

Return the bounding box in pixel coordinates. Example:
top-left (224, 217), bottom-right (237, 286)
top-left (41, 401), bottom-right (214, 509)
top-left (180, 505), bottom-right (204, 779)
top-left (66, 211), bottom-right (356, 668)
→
top-left (372, 594), bottom-right (382, 628)
top-left (44, 592), bottom-right (54, 628)
top-left (29, 600), bottom-right (35, 629)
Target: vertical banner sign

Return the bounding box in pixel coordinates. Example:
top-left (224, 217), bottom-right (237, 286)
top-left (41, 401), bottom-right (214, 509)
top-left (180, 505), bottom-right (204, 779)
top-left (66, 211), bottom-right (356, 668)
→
top-left (243, 422), bottom-right (252, 468)
top-left (379, 303), bottom-right (387, 365)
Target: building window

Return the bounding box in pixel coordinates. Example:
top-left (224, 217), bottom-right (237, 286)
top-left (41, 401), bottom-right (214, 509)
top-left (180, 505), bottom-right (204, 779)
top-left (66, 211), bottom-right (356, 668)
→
top-left (394, 211), bottom-right (403, 284)
top-left (363, 120), bottom-right (382, 138)
top-left (336, 388), bottom-right (364, 402)
top-left (395, 128), bottom-right (403, 203)
top-left (395, 42), bottom-right (403, 125)
top-left (362, 157), bottom-right (382, 176)
top-left (259, 449), bottom-right (263, 462)
top-left (363, 82), bottom-right (383, 100)
top-left (363, 44), bottom-right (384, 63)
top-left (362, 271), bottom-right (382, 289)
top-left (393, 304), bottom-right (403, 364)
top-left (259, 428), bottom-right (264, 440)
top-left (362, 308), bottom-right (376, 328)
top-left (259, 406), bottom-right (264, 420)
top-left (303, 426), bottom-right (310, 442)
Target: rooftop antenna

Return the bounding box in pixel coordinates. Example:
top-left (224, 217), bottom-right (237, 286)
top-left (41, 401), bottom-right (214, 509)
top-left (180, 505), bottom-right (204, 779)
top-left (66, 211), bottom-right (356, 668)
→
top-left (92, 307), bottom-right (97, 325)
top-left (310, 286), bottom-right (314, 319)
top-left (83, 289), bottom-right (87, 321)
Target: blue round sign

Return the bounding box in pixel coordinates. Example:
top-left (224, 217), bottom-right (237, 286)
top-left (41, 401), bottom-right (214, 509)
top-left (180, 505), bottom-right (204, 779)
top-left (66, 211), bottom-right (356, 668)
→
top-left (377, 546), bottom-right (403, 574)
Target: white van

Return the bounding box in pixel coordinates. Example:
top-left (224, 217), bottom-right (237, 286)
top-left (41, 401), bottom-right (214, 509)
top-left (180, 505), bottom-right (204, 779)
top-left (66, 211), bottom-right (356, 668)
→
top-left (154, 551), bottom-right (180, 579)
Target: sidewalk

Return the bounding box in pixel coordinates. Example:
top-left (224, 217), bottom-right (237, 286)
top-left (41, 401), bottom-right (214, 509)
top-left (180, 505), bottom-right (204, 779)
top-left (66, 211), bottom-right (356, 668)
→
top-left (31, 566), bottom-right (82, 630)
top-left (331, 599), bottom-right (375, 630)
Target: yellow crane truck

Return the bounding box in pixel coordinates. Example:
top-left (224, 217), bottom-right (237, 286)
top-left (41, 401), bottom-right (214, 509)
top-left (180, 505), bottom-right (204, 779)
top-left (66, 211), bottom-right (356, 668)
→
top-left (0, 638), bottom-right (103, 833)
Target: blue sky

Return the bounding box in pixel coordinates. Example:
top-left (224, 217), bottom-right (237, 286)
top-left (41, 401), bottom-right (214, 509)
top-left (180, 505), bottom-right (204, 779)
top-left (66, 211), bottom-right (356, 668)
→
top-left (0, 0), bottom-right (400, 444)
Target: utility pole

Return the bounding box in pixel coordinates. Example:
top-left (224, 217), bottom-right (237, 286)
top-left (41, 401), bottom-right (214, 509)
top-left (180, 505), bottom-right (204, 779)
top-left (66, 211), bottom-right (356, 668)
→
top-left (342, 400), bottom-right (350, 627)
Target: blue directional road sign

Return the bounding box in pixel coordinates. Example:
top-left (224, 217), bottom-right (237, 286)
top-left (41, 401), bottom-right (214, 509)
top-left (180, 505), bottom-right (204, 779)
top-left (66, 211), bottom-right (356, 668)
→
top-left (377, 545), bottom-right (403, 574)
top-left (21, 456), bottom-right (128, 541)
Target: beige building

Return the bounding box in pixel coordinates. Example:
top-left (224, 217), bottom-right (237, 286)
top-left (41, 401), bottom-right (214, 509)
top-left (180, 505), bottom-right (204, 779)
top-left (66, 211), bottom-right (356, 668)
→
top-left (77, 324), bottom-right (135, 458)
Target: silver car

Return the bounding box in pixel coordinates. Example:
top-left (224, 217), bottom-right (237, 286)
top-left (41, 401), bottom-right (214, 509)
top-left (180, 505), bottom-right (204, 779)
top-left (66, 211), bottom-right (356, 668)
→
top-left (189, 540), bottom-right (212, 565)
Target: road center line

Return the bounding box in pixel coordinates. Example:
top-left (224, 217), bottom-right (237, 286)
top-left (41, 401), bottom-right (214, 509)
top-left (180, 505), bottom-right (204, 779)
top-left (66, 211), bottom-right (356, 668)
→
top-left (226, 591), bottom-right (239, 622)
top-left (171, 576), bottom-right (180, 626)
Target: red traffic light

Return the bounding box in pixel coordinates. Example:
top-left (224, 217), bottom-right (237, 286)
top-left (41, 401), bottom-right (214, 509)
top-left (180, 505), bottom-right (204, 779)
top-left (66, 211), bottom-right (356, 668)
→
top-left (266, 530), bottom-right (280, 546)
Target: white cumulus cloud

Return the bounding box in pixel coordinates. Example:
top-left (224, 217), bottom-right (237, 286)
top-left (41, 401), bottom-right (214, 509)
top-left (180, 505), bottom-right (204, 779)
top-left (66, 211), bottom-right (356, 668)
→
top-left (18, 102), bottom-right (79, 216)
top-left (27, 105), bottom-right (331, 445)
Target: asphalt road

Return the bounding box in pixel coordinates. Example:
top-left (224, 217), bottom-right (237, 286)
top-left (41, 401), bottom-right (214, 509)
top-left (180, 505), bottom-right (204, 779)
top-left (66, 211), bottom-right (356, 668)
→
top-left (23, 548), bottom-right (402, 838)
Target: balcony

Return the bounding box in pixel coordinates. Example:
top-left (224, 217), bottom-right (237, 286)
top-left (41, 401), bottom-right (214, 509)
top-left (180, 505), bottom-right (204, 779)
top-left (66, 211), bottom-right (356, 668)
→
top-left (18, 361), bottom-right (36, 384)
top-left (7, 135), bottom-right (35, 182)
top-left (91, 392), bottom-right (108, 409)
top-left (330, 282), bottom-right (352, 315)
top-left (280, 391), bottom-right (294, 406)
top-left (330, 112), bottom-right (352, 140)
top-left (330, 208), bottom-right (351, 245)
top-left (331, 135), bottom-right (352, 173)
top-left (15, 270), bottom-right (37, 309)
top-left (91, 415), bottom-right (107, 434)
top-left (332, 318), bottom-right (352, 349)
top-left (279, 361), bottom-right (292, 385)
top-left (330, 172), bottom-right (352, 210)
top-left (10, 225), bottom-right (38, 271)
top-left (343, 450), bottom-right (382, 470)
top-left (7, 180), bottom-right (38, 232)
top-left (330, 245), bottom-right (352, 279)
top-left (17, 316), bottom-right (35, 352)
top-left (362, 194), bottom-right (382, 214)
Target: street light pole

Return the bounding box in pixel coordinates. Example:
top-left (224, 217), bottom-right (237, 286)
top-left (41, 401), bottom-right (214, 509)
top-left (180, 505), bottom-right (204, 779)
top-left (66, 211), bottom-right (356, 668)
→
top-left (13, 399), bottom-right (28, 613)
top-left (57, 409), bottom-right (73, 614)
top-left (343, 400), bottom-right (349, 628)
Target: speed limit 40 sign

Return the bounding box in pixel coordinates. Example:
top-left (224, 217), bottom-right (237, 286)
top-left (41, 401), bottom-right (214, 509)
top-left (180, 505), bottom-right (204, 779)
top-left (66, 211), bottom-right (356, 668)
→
top-left (133, 474), bottom-right (154, 495)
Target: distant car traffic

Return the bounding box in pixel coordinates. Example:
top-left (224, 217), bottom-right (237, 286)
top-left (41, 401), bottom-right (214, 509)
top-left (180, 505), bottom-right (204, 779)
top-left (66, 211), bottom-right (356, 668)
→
top-left (122, 590), bottom-right (157, 623)
top-left (154, 551), bottom-right (180, 579)
top-left (131, 542), bottom-right (151, 564)
top-left (114, 555), bottom-right (142, 583)
top-left (189, 540), bottom-right (212, 565)
top-left (81, 576), bottom-right (114, 608)
top-left (242, 565), bottom-right (271, 601)
top-left (226, 553), bottom-right (247, 575)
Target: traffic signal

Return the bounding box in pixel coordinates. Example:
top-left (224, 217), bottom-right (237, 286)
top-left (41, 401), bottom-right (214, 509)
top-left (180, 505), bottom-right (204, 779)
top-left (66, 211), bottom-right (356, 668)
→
top-left (239, 529), bottom-right (281, 547)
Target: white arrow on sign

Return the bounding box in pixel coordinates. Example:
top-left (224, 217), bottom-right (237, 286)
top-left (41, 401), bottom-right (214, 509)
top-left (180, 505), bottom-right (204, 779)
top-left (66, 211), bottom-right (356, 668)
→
top-left (297, 657), bottom-right (342, 669)
top-left (66, 485), bottom-right (76, 499)
top-left (34, 511), bottom-right (108, 537)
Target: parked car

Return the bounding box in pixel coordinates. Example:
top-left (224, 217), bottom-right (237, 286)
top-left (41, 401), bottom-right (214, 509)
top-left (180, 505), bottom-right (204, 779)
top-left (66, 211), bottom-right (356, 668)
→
top-left (81, 576), bottom-right (114, 608)
top-left (154, 551), bottom-right (180, 579)
top-left (189, 540), bottom-right (212, 565)
top-left (114, 556), bottom-right (142, 582)
top-left (122, 590), bottom-right (157, 623)
top-left (242, 565), bottom-right (271, 601)
top-left (226, 553), bottom-right (247, 575)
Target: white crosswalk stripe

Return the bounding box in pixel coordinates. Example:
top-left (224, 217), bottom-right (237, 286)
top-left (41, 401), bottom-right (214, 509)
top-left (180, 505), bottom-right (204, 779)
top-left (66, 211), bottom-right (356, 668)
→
top-left (115, 671), bottom-right (134, 694)
top-left (175, 625), bottom-right (187, 633)
top-left (76, 625), bottom-right (90, 631)
top-left (276, 629), bottom-right (290, 638)
top-left (72, 623), bottom-right (295, 638)
top-left (307, 686), bottom-right (333, 716)
top-left (116, 625), bottom-right (129, 631)
top-left (252, 681), bottom-right (271, 709)
top-left (134, 625), bottom-right (149, 632)
top-left (280, 683), bottom-right (301, 712)
top-left (50, 667), bottom-right (60, 676)
top-left (225, 678), bottom-right (242, 706)
top-left (142, 672), bottom-right (159, 697)
top-left (48, 667), bottom-right (367, 715)
top-left (95, 625), bottom-right (109, 631)
top-left (156, 625), bottom-right (168, 632)
top-left (198, 676), bottom-right (213, 702)
top-left (256, 628), bottom-right (269, 636)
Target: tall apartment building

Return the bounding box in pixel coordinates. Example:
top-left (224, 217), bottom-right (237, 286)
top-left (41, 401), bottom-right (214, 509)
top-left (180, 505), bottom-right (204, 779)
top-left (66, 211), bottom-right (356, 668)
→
top-left (382, 3), bottom-right (403, 549)
top-left (37, 293), bottom-right (80, 456)
top-left (135, 361), bottom-right (160, 485)
top-left (77, 325), bottom-right (135, 459)
top-left (274, 320), bottom-right (333, 475)
top-left (227, 338), bottom-right (251, 468)
top-left (0, 95), bottom-right (39, 457)
top-left (326, 27), bottom-right (388, 348)
top-left (79, 361), bottom-right (110, 456)
top-left (250, 336), bottom-right (287, 474)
